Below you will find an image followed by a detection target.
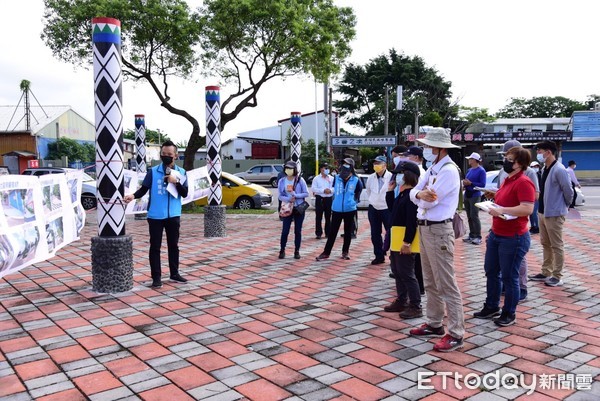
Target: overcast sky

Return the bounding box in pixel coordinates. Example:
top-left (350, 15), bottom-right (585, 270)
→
top-left (1, 0), bottom-right (598, 144)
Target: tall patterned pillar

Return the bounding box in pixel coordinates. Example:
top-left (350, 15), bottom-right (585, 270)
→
top-left (90, 17), bottom-right (133, 293)
top-left (290, 112), bottom-right (302, 173)
top-left (134, 114), bottom-right (147, 173)
top-left (204, 86), bottom-right (226, 237)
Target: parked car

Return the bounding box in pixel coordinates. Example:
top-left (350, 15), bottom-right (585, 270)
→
top-left (234, 164), bottom-right (283, 188)
top-left (307, 173), bottom-right (369, 209)
top-left (195, 172), bottom-right (272, 210)
top-left (484, 170), bottom-right (585, 206)
top-left (22, 167), bottom-right (98, 210)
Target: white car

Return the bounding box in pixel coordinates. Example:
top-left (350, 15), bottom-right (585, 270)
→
top-left (308, 173), bottom-right (370, 209)
top-left (484, 170), bottom-right (585, 206)
top-left (22, 167), bottom-right (98, 210)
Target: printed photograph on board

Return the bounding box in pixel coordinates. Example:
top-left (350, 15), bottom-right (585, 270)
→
top-left (10, 225), bottom-right (41, 268)
top-left (42, 183), bottom-right (62, 214)
top-left (1, 189), bottom-right (36, 227)
top-left (45, 216), bottom-right (64, 254)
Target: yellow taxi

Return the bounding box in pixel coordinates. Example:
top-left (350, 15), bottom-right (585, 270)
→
top-left (195, 171), bottom-right (272, 209)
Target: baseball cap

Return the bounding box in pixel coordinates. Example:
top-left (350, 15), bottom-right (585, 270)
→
top-left (465, 152), bottom-right (482, 161)
top-left (393, 161), bottom-right (420, 176)
top-left (374, 155), bottom-right (387, 163)
top-left (342, 157), bottom-right (355, 167)
top-left (402, 146), bottom-right (423, 158)
top-left (319, 162), bottom-right (329, 169)
top-left (499, 139), bottom-right (522, 154)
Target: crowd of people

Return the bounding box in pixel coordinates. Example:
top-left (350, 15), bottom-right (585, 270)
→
top-left (276, 129), bottom-right (576, 353)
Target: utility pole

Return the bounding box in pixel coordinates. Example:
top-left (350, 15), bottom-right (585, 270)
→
top-left (384, 85), bottom-right (389, 136)
top-left (414, 97), bottom-right (420, 138)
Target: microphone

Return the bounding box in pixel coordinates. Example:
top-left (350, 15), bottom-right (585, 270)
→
top-left (164, 165), bottom-right (171, 182)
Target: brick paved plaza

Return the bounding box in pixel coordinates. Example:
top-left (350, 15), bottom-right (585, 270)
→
top-left (1, 209), bottom-right (599, 400)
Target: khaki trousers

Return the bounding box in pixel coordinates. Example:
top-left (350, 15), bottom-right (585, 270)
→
top-left (418, 222), bottom-right (465, 339)
top-left (539, 214), bottom-right (566, 279)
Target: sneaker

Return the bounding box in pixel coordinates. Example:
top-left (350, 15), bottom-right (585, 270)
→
top-left (433, 334), bottom-right (464, 352)
top-left (294, 251), bottom-right (301, 259)
top-left (519, 289), bottom-right (528, 301)
top-left (316, 235), bottom-right (322, 239)
top-left (471, 238), bottom-right (482, 245)
top-left (384, 299), bottom-right (407, 312)
top-left (494, 312), bottom-right (516, 327)
top-left (371, 258), bottom-right (385, 265)
top-left (341, 252), bottom-right (350, 260)
top-left (150, 280), bottom-right (162, 288)
top-left (170, 274), bottom-right (187, 283)
top-left (473, 305), bottom-right (501, 319)
top-left (278, 250), bottom-right (285, 259)
top-left (528, 273), bottom-right (548, 281)
top-left (400, 305), bottom-right (423, 319)
top-left (462, 235), bottom-right (473, 243)
top-left (545, 277), bottom-right (564, 287)
top-left (315, 253), bottom-right (329, 261)
top-left (409, 323), bottom-right (445, 337)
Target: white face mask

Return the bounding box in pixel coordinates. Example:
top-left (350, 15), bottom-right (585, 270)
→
top-left (395, 173), bottom-right (404, 186)
top-left (285, 168), bottom-right (294, 177)
top-left (422, 148), bottom-right (438, 162)
top-left (324, 169), bottom-right (330, 175)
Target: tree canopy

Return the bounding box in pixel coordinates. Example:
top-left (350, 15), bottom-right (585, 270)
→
top-left (42, 0), bottom-right (355, 170)
top-left (123, 128), bottom-right (171, 145)
top-left (334, 49), bottom-right (454, 135)
top-left (46, 137), bottom-right (95, 162)
top-left (495, 96), bottom-right (588, 118)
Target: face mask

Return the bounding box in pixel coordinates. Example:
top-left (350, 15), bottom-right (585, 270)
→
top-left (393, 156), bottom-right (401, 166)
top-left (395, 173), bottom-right (404, 186)
top-left (503, 159), bottom-right (515, 174)
top-left (373, 164), bottom-right (385, 173)
top-left (343, 164), bottom-right (351, 169)
top-left (339, 167), bottom-right (351, 180)
top-left (324, 169), bottom-right (330, 175)
top-left (536, 152), bottom-right (546, 164)
top-left (285, 168), bottom-right (294, 177)
top-left (532, 167), bottom-right (539, 173)
top-left (161, 155), bottom-right (173, 166)
top-left (422, 148), bottom-right (437, 163)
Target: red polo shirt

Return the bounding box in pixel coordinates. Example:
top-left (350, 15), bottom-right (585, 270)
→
top-left (492, 171), bottom-right (535, 236)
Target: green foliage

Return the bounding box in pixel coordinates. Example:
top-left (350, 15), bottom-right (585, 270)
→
top-left (421, 111), bottom-right (443, 127)
top-left (334, 49), bottom-right (454, 134)
top-left (300, 139), bottom-right (333, 176)
top-left (359, 147), bottom-right (380, 162)
top-left (42, 0), bottom-right (355, 170)
top-left (450, 106), bottom-right (496, 132)
top-left (46, 137), bottom-right (94, 162)
top-left (123, 128), bottom-right (171, 144)
top-left (495, 96), bottom-right (588, 118)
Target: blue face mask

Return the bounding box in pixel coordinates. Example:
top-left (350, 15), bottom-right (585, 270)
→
top-left (324, 169), bottom-right (330, 175)
top-left (395, 173), bottom-right (404, 186)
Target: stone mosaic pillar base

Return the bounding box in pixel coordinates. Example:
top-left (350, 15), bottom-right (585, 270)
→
top-left (134, 213), bottom-right (147, 220)
top-left (204, 205), bottom-right (226, 237)
top-left (91, 235), bottom-right (133, 293)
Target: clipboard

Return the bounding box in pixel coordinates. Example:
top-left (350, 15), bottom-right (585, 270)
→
top-left (390, 226), bottom-right (420, 253)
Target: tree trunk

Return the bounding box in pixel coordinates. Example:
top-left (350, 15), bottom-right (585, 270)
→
top-left (183, 121), bottom-right (202, 171)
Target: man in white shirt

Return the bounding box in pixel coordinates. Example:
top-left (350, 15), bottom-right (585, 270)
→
top-left (311, 162), bottom-right (334, 239)
top-left (366, 156), bottom-right (392, 264)
top-left (408, 127), bottom-right (465, 352)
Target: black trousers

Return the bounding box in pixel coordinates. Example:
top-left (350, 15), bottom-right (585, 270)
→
top-left (570, 183), bottom-right (577, 208)
top-left (148, 217), bottom-right (180, 281)
top-left (323, 211), bottom-right (354, 255)
top-left (315, 195), bottom-right (332, 237)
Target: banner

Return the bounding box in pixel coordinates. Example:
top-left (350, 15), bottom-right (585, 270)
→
top-left (124, 166), bottom-right (211, 214)
top-left (0, 172), bottom-right (85, 280)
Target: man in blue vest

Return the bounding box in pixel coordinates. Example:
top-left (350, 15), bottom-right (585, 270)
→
top-left (125, 141), bottom-right (188, 288)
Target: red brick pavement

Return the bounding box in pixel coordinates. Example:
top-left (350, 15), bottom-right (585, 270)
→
top-left (1, 209), bottom-right (599, 400)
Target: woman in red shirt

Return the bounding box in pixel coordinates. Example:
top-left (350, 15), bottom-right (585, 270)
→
top-left (473, 147), bottom-right (535, 327)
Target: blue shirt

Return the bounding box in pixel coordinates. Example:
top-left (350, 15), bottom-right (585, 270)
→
top-left (464, 165), bottom-right (486, 198)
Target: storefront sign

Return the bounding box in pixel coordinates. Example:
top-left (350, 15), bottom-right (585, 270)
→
top-left (331, 136), bottom-right (397, 147)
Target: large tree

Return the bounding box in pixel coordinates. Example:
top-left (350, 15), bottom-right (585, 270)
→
top-left (334, 49), bottom-right (454, 135)
top-left (42, 0), bottom-right (355, 170)
top-left (495, 96), bottom-right (588, 118)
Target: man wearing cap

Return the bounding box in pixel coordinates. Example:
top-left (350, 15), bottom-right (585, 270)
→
top-left (366, 156), bottom-right (393, 265)
top-left (529, 161), bottom-right (542, 233)
top-left (311, 162), bottom-right (334, 239)
top-left (408, 127), bottom-right (465, 352)
top-left (462, 152), bottom-right (486, 245)
top-left (403, 146), bottom-right (426, 177)
top-left (316, 157), bottom-right (363, 261)
top-left (528, 141), bottom-right (573, 287)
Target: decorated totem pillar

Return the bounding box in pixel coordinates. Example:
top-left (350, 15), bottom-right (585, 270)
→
top-left (90, 17), bottom-right (133, 293)
top-left (134, 114), bottom-right (147, 173)
top-left (204, 86), bottom-right (226, 237)
top-left (290, 112), bottom-right (302, 172)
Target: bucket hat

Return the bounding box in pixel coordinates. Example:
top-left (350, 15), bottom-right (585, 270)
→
top-left (416, 127), bottom-right (459, 149)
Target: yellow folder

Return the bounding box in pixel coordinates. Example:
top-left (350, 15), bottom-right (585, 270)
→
top-left (390, 226), bottom-right (420, 253)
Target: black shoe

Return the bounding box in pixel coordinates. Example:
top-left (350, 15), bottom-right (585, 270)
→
top-left (341, 252), bottom-right (350, 260)
top-left (294, 251), bottom-right (301, 259)
top-left (473, 305), bottom-right (501, 319)
top-left (170, 274), bottom-right (187, 283)
top-left (316, 235), bottom-right (322, 239)
top-left (494, 312), bottom-right (516, 327)
top-left (384, 299), bottom-right (407, 312)
top-left (316, 253), bottom-right (329, 261)
top-left (371, 258), bottom-right (385, 265)
top-left (150, 280), bottom-right (162, 288)
top-left (529, 227), bottom-right (539, 234)
top-left (278, 250), bottom-right (285, 259)
top-left (389, 272), bottom-right (396, 279)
